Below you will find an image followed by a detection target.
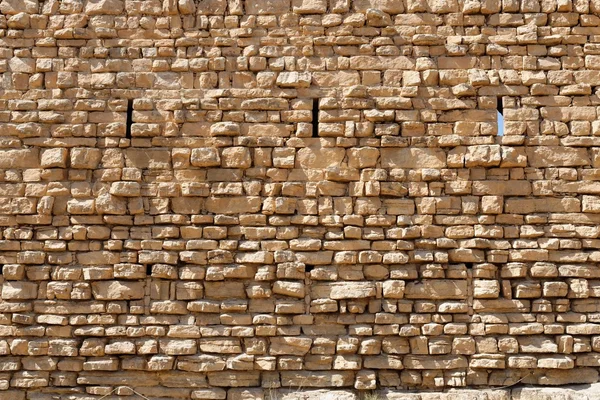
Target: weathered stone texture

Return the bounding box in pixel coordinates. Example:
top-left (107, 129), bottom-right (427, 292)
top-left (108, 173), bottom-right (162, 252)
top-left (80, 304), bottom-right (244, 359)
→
top-left (1, 0), bottom-right (600, 395)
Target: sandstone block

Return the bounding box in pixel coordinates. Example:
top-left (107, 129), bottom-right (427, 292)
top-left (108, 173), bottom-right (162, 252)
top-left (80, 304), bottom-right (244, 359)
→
top-left (84, 0), bottom-right (124, 15)
top-left (0, 149), bottom-right (39, 169)
top-left (91, 281), bottom-right (144, 300)
top-left (270, 337), bottom-right (312, 355)
top-left (1, 282), bottom-right (37, 300)
top-left (109, 182), bottom-right (141, 197)
top-left (245, 0), bottom-right (290, 13)
top-left (0, 0), bottom-right (38, 14)
top-left (527, 146), bottom-right (590, 167)
top-left (205, 197), bottom-right (262, 214)
top-left (40, 148), bottom-right (68, 168)
top-left (381, 148), bottom-right (446, 169)
top-left (191, 148), bottom-right (221, 167)
top-left (405, 280), bottom-right (467, 299)
top-left (70, 148), bottom-right (101, 169)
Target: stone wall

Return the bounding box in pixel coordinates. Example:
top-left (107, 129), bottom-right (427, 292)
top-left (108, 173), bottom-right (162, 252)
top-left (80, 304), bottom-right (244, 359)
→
top-left (1, 0), bottom-right (600, 398)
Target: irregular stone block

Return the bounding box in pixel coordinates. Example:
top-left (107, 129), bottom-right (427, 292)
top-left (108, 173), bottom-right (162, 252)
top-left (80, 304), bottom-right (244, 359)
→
top-left (381, 148), bottom-right (446, 168)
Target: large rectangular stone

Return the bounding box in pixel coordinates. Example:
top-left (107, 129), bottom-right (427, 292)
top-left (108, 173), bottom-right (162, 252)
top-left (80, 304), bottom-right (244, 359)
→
top-left (381, 148), bottom-right (446, 169)
top-left (527, 146), bottom-right (590, 167)
top-left (0, 149), bottom-right (39, 168)
top-left (204, 197), bottom-right (262, 214)
top-left (405, 280), bottom-right (467, 299)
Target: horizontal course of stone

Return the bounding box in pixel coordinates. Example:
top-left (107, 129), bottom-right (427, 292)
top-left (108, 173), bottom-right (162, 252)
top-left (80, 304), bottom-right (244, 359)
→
top-left (2, 0), bottom-right (600, 397)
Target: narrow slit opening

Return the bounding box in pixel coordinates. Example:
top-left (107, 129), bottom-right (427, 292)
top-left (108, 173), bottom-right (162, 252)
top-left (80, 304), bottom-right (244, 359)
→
top-left (125, 99), bottom-right (133, 140)
top-left (146, 264), bottom-right (152, 276)
top-left (496, 98), bottom-right (504, 137)
top-left (312, 100), bottom-right (319, 138)
top-left (305, 264), bottom-right (314, 273)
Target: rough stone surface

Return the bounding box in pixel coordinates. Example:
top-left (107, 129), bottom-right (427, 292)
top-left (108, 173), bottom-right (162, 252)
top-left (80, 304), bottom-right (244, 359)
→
top-left (0, 0), bottom-right (599, 396)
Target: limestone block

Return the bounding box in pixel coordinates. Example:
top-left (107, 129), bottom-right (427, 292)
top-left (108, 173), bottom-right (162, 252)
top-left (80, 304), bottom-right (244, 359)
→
top-left (583, 195), bottom-right (600, 212)
top-left (199, 339), bottom-right (242, 354)
top-left (329, 282), bottom-right (376, 299)
top-left (527, 146), bottom-right (590, 167)
top-left (0, 0), bottom-right (38, 14)
top-left (0, 149), bottom-right (39, 168)
top-left (405, 280), bottom-right (467, 299)
top-left (501, 146), bottom-right (527, 167)
top-left (70, 148), bottom-right (101, 169)
top-left (195, 0), bottom-right (226, 13)
top-left (191, 147), bottom-right (221, 167)
top-left (159, 339), bottom-right (197, 355)
top-left (380, 148), bottom-right (446, 169)
top-left (403, 355), bottom-right (468, 369)
top-left (210, 122), bottom-right (239, 136)
top-left (465, 145), bottom-right (501, 167)
top-left (276, 71), bottom-right (312, 87)
top-left (191, 388), bottom-right (227, 399)
top-left (296, 144), bottom-right (345, 169)
top-left (40, 148), bottom-right (68, 168)
top-left (382, 280), bottom-right (405, 299)
top-left (205, 197), bottom-right (262, 214)
top-left (66, 199), bottom-right (95, 214)
top-left (280, 371), bottom-right (353, 388)
top-left (365, 9), bottom-right (392, 26)
top-left (210, 374), bottom-right (265, 391)
top-left (84, 0), bottom-right (123, 14)
top-left (221, 147), bottom-right (251, 168)
top-left (353, 0), bottom-right (403, 12)
top-left (270, 337), bottom-right (312, 355)
top-left (95, 193), bottom-right (127, 215)
top-left (178, 0), bottom-right (195, 13)
top-left (91, 281), bottom-right (144, 300)
top-left (125, 149), bottom-right (171, 169)
top-left (246, 0), bottom-right (290, 13)
top-left (347, 147), bottom-right (379, 168)
top-left (273, 281), bottom-right (305, 298)
top-left (473, 280), bottom-right (500, 299)
top-left (1, 282), bottom-right (38, 300)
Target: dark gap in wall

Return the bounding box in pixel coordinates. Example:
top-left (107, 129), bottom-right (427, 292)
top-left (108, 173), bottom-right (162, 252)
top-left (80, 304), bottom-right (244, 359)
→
top-left (305, 264), bottom-right (314, 273)
top-left (496, 97), bottom-right (504, 137)
top-left (464, 263), bottom-right (473, 269)
top-left (312, 99), bottom-right (319, 138)
top-left (125, 99), bottom-right (133, 140)
top-left (146, 264), bottom-right (152, 276)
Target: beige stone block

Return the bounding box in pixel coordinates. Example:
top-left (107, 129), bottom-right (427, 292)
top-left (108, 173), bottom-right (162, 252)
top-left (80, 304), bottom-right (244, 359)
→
top-left (403, 355), bottom-right (467, 369)
top-left (296, 144), bottom-right (345, 169)
top-left (1, 282), bottom-right (37, 300)
top-left (0, 149), bottom-right (39, 169)
top-left (465, 145), bottom-right (501, 167)
top-left (382, 280), bottom-right (405, 299)
top-left (473, 280), bottom-right (500, 299)
top-left (270, 337), bottom-right (312, 355)
top-left (84, 0), bottom-right (124, 14)
top-left (40, 148), bottom-right (67, 168)
top-left (527, 146), bottom-right (590, 167)
top-left (91, 281), bottom-right (144, 300)
top-left (70, 148), bottom-right (101, 169)
top-left (329, 282), bottom-right (376, 299)
top-left (273, 281), bottom-right (305, 298)
top-left (245, 0), bottom-right (289, 13)
top-left (380, 148), bottom-right (446, 169)
top-left (280, 371), bottom-right (353, 388)
top-left (109, 182), bottom-right (141, 197)
top-left (405, 280), bottom-right (467, 299)
top-left (205, 197), bottom-right (262, 214)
